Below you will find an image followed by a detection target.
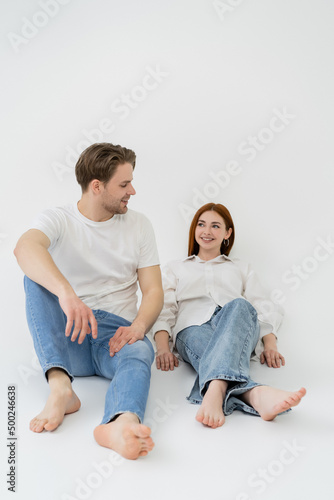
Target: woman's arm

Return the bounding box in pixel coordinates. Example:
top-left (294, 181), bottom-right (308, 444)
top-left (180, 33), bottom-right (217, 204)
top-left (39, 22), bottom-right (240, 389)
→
top-left (152, 262), bottom-right (180, 371)
top-left (260, 333), bottom-right (285, 368)
top-left (241, 262), bottom-right (285, 368)
top-left (155, 330), bottom-right (179, 371)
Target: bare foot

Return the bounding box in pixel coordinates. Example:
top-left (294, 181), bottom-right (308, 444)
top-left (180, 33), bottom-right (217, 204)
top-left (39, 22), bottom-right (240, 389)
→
top-left (94, 412), bottom-right (154, 460)
top-left (242, 386), bottom-right (307, 421)
top-left (30, 369), bottom-right (81, 433)
top-left (196, 379), bottom-right (227, 429)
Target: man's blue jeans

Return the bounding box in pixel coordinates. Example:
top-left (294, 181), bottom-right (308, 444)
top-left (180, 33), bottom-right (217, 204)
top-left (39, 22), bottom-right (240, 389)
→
top-left (24, 277), bottom-right (154, 424)
top-left (176, 298), bottom-right (263, 416)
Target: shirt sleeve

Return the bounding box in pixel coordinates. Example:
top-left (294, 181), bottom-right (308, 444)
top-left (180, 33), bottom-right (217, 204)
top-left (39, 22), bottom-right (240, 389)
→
top-left (137, 214), bottom-right (160, 269)
top-left (152, 262), bottom-right (179, 341)
top-left (28, 208), bottom-right (65, 251)
top-left (242, 262), bottom-right (284, 339)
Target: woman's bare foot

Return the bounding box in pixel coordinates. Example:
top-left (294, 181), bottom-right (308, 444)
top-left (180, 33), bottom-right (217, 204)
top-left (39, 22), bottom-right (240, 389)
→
top-left (93, 412), bottom-right (154, 460)
top-left (241, 386), bottom-right (307, 421)
top-left (196, 379), bottom-right (227, 429)
top-left (30, 368), bottom-right (81, 433)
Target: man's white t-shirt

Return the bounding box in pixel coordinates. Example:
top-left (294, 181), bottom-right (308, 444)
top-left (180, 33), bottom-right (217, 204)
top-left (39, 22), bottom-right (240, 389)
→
top-left (29, 203), bottom-right (160, 322)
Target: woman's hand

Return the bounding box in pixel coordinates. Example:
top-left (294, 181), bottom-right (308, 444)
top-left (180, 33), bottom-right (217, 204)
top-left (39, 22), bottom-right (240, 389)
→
top-left (260, 349), bottom-right (285, 368)
top-left (156, 349), bottom-right (179, 371)
top-left (154, 330), bottom-right (179, 371)
top-left (260, 333), bottom-right (285, 368)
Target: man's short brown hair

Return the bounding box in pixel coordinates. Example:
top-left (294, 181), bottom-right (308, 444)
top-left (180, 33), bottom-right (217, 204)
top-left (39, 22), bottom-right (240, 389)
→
top-left (75, 143), bottom-right (136, 192)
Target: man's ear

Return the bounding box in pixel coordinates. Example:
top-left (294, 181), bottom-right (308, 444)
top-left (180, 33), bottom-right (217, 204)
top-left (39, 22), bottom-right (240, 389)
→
top-left (90, 179), bottom-right (103, 195)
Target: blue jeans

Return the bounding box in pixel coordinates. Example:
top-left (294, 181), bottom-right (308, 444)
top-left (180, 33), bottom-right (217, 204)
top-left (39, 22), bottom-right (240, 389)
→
top-left (176, 298), bottom-right (262, 416)
top-left (24, 277), bottom-right (154, 424)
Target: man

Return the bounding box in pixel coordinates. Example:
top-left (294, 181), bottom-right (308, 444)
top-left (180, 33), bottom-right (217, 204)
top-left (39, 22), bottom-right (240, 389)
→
top-left (14, 143), bottom-right (164, 460)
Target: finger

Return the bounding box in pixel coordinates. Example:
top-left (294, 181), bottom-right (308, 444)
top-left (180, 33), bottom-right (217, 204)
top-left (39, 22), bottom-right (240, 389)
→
top-left (163, 356), bottom-right (170, 371)
top-left (89, 314), bottom-right (98, 339)
top-left (127, 336), bottom-right (139, 345)
top-left (78, 317), bottom-right (90, 345)
top-left (108, 329), bottom-right (124, 353)
top-left (71, 314), bottom-right (82, 342)
top-left (265, 353), bottom-right (272, 367)
top-left (110, 336), bottom-right (129, 356)
top-left (156, 356), bottom-right (161, 369)
top-left (276, 355), bottom-right (283, 368)
top-left (268, 353), bottom-right (276, 368)
top-left (280, 355), bottom-right (285, 366)
top-left (174, 356), bottom-right (179, 367)
top-left (168, 355), bottom-right (174, 371)
top-left (159, 356), bottom-right (166, 370)
top-left (260, 352), bottom-right (265, 364)
top-left (113, 335), bottom-right (131, 353)
top-left (65, 315), bottom-right (74, 337)
top-left (110, 327), bottom-right (124, 345)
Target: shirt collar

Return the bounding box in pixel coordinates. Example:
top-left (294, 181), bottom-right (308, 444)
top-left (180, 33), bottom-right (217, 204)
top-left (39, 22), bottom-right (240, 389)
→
top-left (183, 254), bottom-right (233, 263)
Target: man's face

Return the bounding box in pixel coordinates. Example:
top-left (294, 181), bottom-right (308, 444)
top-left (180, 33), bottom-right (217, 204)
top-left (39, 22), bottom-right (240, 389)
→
top-left (100, 162), bottom-right (136, 216)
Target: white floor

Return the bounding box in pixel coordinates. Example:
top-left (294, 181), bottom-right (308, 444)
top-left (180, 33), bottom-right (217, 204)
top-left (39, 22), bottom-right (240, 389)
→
top-left (1, 257), bottom-right (333, 500)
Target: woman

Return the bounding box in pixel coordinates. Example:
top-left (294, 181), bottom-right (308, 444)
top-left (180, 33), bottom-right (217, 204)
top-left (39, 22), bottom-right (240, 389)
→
top-left (153, 203), bottom-right (306, 428)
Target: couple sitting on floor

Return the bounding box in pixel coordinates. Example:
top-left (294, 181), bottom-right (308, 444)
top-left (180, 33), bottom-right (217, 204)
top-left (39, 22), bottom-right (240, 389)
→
top-left (14, 142), bottom-right (306, 460)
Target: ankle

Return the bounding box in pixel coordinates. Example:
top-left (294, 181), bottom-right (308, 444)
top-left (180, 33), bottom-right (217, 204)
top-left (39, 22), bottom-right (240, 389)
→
top-left (206, 379), bottom-right (228, 395)
top-left (47, 369), bottom-right (72, 391)
top-left (111, 412), bottom-right (140, 425)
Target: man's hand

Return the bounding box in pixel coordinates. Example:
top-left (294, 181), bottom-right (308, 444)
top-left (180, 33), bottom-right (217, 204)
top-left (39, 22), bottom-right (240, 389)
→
top-left (156, 349), bottom-right (179, 371)
top-left (109, 324), bottom-right (145, 357)
top-left (58, 292), bottom-right (98, 345)
top-left (260, 333), bottom-right (285, 368)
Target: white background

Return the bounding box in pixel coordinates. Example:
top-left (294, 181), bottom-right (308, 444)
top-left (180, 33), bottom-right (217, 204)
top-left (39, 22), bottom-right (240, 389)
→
top-left (1, 1), bottom-right (333, 499)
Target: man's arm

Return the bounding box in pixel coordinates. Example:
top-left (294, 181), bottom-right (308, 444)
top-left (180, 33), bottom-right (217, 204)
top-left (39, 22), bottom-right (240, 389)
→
top-left (14, 229), bottom-right (97, 344)
top-left (109, 265), bottom-right (164, 356)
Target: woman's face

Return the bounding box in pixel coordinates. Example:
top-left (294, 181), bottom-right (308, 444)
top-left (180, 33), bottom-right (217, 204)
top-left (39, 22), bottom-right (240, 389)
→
top-left (195, 211), bottom-right (231, 257)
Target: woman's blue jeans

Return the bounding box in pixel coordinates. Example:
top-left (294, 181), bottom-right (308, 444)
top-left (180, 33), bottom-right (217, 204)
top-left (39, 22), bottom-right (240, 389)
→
top-left (176, 298), bottom-right (262, 416)
top-left (24, 277), bottom-right (154, 424)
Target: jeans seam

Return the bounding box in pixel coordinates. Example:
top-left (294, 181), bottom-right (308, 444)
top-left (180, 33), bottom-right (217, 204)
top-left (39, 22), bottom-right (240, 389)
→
top-left (176, 336), bottom-right (200, 362)
top-left (26, 288), bottom-right (47, 368)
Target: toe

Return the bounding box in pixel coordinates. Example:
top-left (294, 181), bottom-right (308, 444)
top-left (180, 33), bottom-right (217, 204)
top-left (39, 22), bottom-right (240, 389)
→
top-left (31, 418), bottom-right (48, 433)
top-left (135, 424), bottom-right (152, 439)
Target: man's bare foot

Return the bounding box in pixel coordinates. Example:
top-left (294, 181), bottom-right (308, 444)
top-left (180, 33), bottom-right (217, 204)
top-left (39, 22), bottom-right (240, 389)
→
top-left (93, 412), bottom-right (154, 460)
top-left (30, 368), bottom-right (81, 433)
top-left (241, 386), bottom-right (307, 421)
top-left (196, 379), bottom-right (228, 429)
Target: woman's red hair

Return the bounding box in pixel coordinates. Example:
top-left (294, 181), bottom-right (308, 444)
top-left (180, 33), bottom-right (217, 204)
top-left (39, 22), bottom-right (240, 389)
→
top-left (188, 203), bottom-right (235, 256)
